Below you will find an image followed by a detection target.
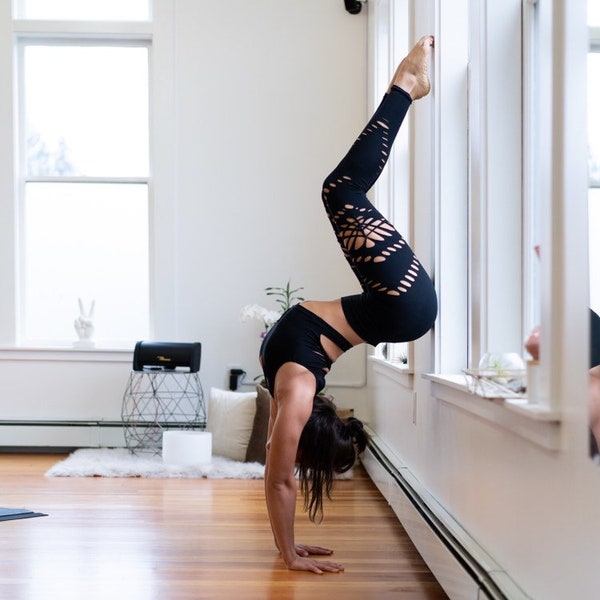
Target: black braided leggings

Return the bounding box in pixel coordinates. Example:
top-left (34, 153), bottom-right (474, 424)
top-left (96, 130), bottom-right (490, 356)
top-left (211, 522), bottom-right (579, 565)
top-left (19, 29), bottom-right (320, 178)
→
top-left (322, 86), bottom-right (437, 345)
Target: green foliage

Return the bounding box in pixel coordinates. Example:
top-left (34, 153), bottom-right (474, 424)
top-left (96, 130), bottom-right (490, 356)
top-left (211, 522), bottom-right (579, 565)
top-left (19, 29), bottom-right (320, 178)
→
top-left (265, 280), bottom-right (305, 312)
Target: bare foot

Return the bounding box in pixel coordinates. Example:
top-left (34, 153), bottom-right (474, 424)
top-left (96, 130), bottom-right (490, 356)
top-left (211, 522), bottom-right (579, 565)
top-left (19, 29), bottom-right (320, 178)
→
top-left (388, 35), bottom-right (434, 100)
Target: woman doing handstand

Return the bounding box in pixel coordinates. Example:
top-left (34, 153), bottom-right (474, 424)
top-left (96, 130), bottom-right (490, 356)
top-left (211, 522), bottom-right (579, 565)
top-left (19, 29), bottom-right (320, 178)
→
top-left (260, 36), bottom-right (437, 574)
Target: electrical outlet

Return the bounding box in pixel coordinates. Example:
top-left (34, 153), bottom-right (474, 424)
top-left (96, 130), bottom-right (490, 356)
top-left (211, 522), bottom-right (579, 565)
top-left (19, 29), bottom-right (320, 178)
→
top-left (227, 365), bottom-right (246, 391)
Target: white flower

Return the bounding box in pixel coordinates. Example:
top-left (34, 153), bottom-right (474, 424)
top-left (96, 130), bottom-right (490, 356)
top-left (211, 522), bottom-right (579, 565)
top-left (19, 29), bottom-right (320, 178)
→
top-left (240, 304), bottom-right (281, 326)
top-left (263, 309), bottom-right (282, 327)
top-left (240, 304), bottom-right (282, 342)
top-left (240, 304), bottom-right (263, 322)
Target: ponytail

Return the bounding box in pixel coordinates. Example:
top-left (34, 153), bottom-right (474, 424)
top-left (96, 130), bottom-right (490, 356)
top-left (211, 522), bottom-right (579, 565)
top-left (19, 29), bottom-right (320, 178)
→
top-left (345, 417), bottom-right (368, 454)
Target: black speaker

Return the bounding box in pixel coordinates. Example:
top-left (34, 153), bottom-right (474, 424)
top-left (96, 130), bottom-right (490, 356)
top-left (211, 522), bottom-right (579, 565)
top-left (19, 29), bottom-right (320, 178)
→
top-left (132, 341), bottom-right (201, 373)
top-left (344, 0), bottom-right (362, 15)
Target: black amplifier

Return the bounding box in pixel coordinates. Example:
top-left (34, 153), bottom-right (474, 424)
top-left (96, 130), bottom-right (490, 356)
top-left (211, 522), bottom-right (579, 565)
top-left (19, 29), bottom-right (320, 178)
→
top-left (132, 341), bottom-right (201, 373)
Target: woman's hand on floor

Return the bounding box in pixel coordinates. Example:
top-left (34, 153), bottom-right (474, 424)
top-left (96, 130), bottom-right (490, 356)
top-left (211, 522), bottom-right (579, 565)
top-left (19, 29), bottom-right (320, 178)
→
top-left (287, 554), bottom-right (344, 574)
top-left (294, 543), bottom-right (333, 557)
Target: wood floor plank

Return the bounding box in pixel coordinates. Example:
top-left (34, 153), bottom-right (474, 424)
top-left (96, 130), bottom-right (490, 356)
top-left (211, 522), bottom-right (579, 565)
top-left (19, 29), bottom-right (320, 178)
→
top-left (0, 454), bottom-right (448, 600)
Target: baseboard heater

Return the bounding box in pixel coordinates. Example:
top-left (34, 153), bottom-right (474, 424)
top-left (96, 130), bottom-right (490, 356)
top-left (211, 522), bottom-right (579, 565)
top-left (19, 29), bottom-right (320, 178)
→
top-left (0, 420), bottom-right (207, 452)
top-left (0, 420), bottom-right (128, 451)
top-left (361, 433), bottom-right (529, 600)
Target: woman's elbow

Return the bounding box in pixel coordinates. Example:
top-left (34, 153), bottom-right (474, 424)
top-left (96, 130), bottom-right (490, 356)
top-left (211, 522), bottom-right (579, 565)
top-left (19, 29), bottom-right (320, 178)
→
top-left (266, 472), bottom-right (296, 494)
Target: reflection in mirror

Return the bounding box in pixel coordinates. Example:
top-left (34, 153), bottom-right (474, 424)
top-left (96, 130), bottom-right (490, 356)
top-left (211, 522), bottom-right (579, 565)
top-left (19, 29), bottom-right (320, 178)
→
top-left (588, 1), bottom-right (600, 461)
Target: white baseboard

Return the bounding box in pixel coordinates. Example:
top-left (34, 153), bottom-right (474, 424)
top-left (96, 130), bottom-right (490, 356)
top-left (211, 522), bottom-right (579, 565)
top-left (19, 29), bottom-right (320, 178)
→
top-left (361, 432), bottom-right (530, 600)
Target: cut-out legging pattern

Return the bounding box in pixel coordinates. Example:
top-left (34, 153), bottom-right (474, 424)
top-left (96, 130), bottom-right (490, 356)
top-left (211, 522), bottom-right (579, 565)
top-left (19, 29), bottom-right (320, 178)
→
top-left (322, 86), bottom-right (421, 296)
top-left (259, 86), bottom-right (437, 396)
top-left (322, 86), bottom-right (437, 345)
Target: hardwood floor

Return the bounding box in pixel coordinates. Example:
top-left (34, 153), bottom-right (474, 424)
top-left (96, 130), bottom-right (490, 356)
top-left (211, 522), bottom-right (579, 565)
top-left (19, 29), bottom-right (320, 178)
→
top-left (0, 454), bottom-right (448, 600)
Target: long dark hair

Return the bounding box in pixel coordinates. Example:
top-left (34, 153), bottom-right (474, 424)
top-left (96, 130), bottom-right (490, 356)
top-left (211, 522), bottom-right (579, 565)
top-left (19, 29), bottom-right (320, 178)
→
top-left (296, 395), bottom-right (369, 522)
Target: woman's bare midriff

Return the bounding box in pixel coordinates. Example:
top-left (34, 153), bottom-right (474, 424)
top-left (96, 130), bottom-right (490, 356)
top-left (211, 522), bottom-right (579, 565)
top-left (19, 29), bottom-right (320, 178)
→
top-left (300, 299), bottom-right (364, 363)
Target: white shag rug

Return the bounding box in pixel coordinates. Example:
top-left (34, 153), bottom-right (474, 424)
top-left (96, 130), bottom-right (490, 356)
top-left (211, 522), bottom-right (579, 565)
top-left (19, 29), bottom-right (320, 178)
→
top-left (45, 448), bottom-right (265, 479)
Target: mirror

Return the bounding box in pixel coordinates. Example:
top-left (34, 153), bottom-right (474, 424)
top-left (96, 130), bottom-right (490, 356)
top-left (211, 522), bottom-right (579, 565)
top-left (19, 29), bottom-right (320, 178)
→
top-left (588, 1), bottom-right (600, 461)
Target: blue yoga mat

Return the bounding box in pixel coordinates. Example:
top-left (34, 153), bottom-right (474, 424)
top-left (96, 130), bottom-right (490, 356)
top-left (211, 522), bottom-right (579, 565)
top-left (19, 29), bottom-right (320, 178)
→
top-left (0, 507), bottom-right (47, 522)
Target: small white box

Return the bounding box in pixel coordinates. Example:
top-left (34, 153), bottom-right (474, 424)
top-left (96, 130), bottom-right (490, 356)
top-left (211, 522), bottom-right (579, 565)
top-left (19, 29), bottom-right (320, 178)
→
top-left (162, 431), bottom-right (212, 466)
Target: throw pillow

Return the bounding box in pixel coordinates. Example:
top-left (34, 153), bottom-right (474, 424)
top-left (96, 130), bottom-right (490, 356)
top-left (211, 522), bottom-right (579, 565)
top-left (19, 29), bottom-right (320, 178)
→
top-left (245, 384), bottom-right (271, 464)
top-left (206, 388), bottom-right (257, 462)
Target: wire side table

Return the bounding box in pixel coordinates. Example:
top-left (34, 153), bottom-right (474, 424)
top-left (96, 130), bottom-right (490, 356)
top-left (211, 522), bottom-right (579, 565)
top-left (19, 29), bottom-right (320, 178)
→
top-left (121, 370), bottom-right (206, 455)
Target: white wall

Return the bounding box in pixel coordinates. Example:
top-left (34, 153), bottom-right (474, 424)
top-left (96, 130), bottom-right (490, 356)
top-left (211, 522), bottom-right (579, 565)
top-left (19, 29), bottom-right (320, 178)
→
top-left (169, 0), bottom-right (369, 407)
top-left (0, 0), bottom-right (370, 438)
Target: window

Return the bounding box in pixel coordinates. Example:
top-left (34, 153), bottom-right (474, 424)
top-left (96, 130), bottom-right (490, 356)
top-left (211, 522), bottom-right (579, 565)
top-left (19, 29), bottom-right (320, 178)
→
top-left (426, 0), bottom-right (566, 445)
top-left (589, 7), bottom-right (600, 316)
top-left (522, 0), bottom-right (550, 347)
top-left (467, 0), bottom-right (526, 368)
top-left (370, 0), bottom-right (544, 381)
top-left (369, 0), bottom-right (413, 369)
top-left (14, 17), bottom-right (151, 345)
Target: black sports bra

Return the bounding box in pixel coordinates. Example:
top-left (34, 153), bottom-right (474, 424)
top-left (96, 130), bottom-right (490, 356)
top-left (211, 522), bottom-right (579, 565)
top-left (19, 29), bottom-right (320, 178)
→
top-left (259, 305), bottom-right (352, 396)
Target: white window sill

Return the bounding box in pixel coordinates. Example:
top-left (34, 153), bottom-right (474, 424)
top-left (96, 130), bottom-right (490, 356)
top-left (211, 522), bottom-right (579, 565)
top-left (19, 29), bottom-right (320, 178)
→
top-left (0, 345), bottom-right (133, 363)
top-left (424, 374), bottom-right (561, 451)
top-left (369, 355), bottom-right (414, 388)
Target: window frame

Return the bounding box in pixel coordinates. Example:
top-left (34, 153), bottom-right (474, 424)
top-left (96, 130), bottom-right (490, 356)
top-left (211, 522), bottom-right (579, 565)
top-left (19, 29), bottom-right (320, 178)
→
top-left (14, 34), bottom-right (152, 346)
top-left (435, 0), bottom-right (547, 381)
top-left (0, 4), bottom-right (178, 351)
top-left (465, 0), bottom-right (526, 371)
top-left (429, 0), bottom-right (589, 443)
top-left (588, 27), bottom-right (600, 321)
top-left (522, 0), bottom-right (549, 347)
top-left (368, 0), bottom-right (414, 370)
top-left (15, 36), bottom-right (152, 345)
top-left (363, 0), bottom-right (572, 445)
top-left (589, 27), bottom-right (600, 191)
top-left (425, 0), bottom-right (571, 449)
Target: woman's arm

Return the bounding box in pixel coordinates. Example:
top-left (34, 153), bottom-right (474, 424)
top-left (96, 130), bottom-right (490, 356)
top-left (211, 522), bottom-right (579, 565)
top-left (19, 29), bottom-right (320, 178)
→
top-left (264, 364), bottom-right (344, 574)
top-left (265, 378), bottom-right (311, 565)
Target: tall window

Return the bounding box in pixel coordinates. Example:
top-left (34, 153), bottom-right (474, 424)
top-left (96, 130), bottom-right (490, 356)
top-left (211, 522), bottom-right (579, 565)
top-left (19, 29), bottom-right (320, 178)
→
top-left (522, 0), bottom-right (546, 341)
top-left (466, 0), bottom-right (525, 368)
top-left (15, 7), bottom-right (151, 346)
top-left (370, 0), bottom-right (412, 368)
top-left (589, 5), bottom-right (600, 317)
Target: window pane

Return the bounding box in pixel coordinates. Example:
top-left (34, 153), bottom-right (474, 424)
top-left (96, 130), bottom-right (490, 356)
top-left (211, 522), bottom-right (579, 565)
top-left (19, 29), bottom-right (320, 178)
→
top-left (590, 48), bottom-right (600, 314)
top-left (15, 0), bottom-right (150, 21)
top-left (24, 45), bottom-right (149, 177)
top-left (22, 182), bottom-right (149, 344)
top-left (590, 0), bottom-right (600, 28)
top-left (590, 190), bottom-right (600, 314)
top-left (589, 53), bottom-right (600, 186)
